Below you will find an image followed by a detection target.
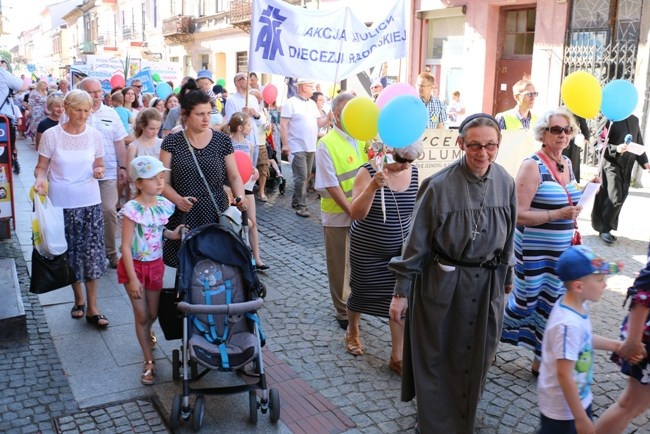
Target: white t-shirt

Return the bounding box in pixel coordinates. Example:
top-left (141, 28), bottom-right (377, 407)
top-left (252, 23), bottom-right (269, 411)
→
top-left (538, 297), bottom-right (594, 421)
top-left (224, 91), bottom-right (261, 164)
top-left (281, 96), bottom-right (321, 153)
top-left (39, 124), bottom-right (104, 209)
top-left (86, 104), bottom-right (128, 181)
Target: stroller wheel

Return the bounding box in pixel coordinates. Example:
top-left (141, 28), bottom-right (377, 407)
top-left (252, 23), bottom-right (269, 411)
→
top-left (269, 388), bottom-right (281, 423)
top-left (192, 395), bottom-right (205, 432)
top-left (249, 390), bottom-right (258, 424)
top-left (278, 178), bottom-right (286, 195)
top-left (172, 349), bottom-right (180, 381)
top-left (170, 394), bottom-right (182, 429)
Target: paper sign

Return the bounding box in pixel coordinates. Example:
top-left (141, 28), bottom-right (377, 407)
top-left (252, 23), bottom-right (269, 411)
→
top-left (625, 142), bottom-right (646, 156)
top-left (577, 182), bottom-right (601, 207)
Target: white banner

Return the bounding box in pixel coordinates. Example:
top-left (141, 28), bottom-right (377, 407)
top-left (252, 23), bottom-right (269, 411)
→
top-left (249, 0), bottom-right (408, 81)
top-left (415, 129), bottom-right (539, 183)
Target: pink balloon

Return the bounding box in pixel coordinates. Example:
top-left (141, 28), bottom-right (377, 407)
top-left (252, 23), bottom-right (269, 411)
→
top-left (376, 83), bottom-right (419, 109)
top-left (110, 73), bottom-right (126, 89)
top-left (262, 84), bottom-right (278, 105)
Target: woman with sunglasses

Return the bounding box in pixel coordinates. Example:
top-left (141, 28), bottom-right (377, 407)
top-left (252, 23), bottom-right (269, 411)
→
top-left (501, 107), bottom-right (598, 376)
top-left (388, 113), bottom-right (517, 433)
top-left (344, 142), bottom-right (421, 373)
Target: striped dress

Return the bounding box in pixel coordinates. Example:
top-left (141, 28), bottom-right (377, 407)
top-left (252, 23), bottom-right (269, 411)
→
top-left (501, 154), bottom-right (582, 358)
top-left (347, 163), bottom-right (418, 318)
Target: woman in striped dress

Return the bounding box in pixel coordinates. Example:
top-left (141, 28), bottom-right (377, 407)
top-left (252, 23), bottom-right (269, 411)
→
top-left (501, 107), bottom-right (592, 375)
top-left (345, 142), bottom-right (420, 375)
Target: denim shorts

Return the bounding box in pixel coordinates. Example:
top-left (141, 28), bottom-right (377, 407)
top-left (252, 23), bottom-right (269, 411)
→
top-left (538, 404), bottom-right (592, 434)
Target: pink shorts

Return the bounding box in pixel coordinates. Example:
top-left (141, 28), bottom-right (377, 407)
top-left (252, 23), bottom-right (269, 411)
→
top-left (117, 257), bottom-right (165, 291)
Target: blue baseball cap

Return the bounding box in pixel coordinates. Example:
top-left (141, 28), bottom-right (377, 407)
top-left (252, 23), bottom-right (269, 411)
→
top-left (556, 245), bottom-right (622, 281)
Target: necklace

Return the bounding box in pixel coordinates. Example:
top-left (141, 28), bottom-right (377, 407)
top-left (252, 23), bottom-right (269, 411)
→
top-left (542, 150), bottom-right (565, 173)
top-left (465, 179), bottom-right (489, 241)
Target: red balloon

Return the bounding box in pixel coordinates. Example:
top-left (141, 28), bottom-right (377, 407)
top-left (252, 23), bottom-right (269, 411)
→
top-left (110, 73), bottom-right (125, 89)
top-left (262, 84), bottom-right (278, 105)
top-left (233, 150), bottom-right (253, 183)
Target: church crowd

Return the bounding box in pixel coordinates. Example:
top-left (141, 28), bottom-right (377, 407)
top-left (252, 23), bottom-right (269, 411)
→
top-left (1, 59), bottom-right (649, 433)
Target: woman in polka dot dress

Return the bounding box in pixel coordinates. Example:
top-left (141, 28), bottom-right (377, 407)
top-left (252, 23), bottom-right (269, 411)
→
top-left (160, 90), bottom-right (247, 267)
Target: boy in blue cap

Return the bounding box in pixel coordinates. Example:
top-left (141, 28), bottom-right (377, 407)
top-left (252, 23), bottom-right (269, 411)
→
top-left (537, 245), bottom-right (625, 434)
top-left (596, 241), bottom-right (650, 433)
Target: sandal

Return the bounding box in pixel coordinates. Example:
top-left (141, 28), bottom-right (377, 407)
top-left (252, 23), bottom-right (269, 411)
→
top-left (86, 314), bottom-right (109, 328)
top-left (389, 357), bottom-right (402, 376)
top-left (258, 194), bottom-right (268, 202)
top-left (141, 360), bottom-right (156, 385)
top-left (150, 329), bottom-right (157, 349)
top-left (70, 304), bottom-right (85, 319)
top-left (345, 332), bottom-right (364, 356)
top-left (531, 358), bottom-right (540, 377)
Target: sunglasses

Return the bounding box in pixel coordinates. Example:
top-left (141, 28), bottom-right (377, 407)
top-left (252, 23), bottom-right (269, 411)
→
top-left (393, 154), bottom-right (414, 164)
top-left (465, 142), bottom-right (499, 152)
top-left (520, 92), bottom-right (538, 98)
top-left (546, 126), bottom-right (574, 135)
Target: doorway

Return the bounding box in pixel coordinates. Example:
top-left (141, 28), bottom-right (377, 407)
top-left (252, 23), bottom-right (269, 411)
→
top-left (493, 7), bottom-right (536, 115)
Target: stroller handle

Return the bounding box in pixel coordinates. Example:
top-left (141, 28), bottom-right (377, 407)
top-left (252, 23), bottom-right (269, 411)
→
top-left (177, 298), bottom-right (263, 315)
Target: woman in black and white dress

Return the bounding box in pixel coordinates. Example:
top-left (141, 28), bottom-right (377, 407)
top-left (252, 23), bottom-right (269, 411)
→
top-left (345, 142), bottom-right (421, 375)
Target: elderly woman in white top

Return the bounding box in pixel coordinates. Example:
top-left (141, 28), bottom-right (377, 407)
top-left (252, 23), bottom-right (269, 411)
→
top-left (33, 90), bottom-right (109, 328)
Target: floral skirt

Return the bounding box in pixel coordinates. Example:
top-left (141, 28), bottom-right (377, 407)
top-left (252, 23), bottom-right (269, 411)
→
top-left (64, 204), bottom-right (107, 282)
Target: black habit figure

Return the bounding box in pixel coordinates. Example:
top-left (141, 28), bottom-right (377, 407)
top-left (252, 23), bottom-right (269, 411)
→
top-left (591, 115), bottom-right (649, 243)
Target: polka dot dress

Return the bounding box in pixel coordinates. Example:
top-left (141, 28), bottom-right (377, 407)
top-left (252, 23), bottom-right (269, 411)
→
top-left (161, 130), bottom-right (234, 267)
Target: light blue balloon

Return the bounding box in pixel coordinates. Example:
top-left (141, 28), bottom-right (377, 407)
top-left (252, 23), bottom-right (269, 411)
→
top-left (378, 95), bottom-right (428, 148)
top-left (155, 82), bottom-right (172, 99)
top-left (601, 80), bottom-right (638, 122)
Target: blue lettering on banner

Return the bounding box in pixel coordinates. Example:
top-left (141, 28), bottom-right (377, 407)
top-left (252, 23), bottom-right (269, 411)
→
top-left (303, 27), bottom-right (347, 41)
top-left (288, 46), bottom-right (345, 64)
top-left (255, 6), bottom-right (287, 61)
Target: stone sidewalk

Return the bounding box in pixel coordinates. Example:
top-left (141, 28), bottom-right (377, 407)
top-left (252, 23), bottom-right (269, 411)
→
top-left (1, 133), bottom-right (649, 433)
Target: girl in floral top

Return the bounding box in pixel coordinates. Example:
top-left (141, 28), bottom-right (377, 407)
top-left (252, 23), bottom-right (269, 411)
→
top-left (596, 241), bottom-right (650, 432)
top-left (118, 155), bottom-right (183, 385)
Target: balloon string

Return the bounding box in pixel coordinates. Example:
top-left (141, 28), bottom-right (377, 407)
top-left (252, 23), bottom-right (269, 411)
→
top-left (597, 120), bottom-right (612, 176)
top-left (376, 144), bottom-right (386, 223)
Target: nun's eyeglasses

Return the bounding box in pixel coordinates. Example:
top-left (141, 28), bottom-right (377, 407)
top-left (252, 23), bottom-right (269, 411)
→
top-left (465, 142), bottom-right (499, 151)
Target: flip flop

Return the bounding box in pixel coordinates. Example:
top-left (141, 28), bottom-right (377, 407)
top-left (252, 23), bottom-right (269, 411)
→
top-left (70, 304), bottom-right (85, 319)
top-left (86, 314), bottom-right (109, 328)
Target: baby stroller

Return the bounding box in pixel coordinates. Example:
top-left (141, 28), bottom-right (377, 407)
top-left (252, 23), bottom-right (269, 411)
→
top-left (169, 215), bottom-right (279, 431)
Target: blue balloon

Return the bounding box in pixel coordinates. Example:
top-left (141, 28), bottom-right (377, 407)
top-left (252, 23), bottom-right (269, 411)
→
top-left (155, 82), bottom-right (172, 99)
top-left (378, 95), bottom-right (428, 148)
top-left (601, 80), bottom-right (638, 122)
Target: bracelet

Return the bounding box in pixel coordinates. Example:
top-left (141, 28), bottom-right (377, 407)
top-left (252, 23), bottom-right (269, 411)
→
top-left (393, 294), bottom-right (405, 298)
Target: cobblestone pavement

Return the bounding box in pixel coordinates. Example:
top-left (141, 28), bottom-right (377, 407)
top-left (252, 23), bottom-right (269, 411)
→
top-left (1, 131), bottom-right (649, 434)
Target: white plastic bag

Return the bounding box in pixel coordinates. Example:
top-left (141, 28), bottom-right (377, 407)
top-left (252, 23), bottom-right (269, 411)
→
top-left (33, 195), bottom-right (68, 257)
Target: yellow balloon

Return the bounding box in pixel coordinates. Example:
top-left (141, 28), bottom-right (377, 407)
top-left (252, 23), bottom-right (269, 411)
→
top-left (560, 71), bottom-right (602, 119)
top-left (341, 97), bottom-right (379, 141)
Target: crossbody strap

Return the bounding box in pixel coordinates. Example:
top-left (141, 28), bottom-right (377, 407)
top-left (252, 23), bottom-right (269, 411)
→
top-left (183, 130), bottom-right (223, 217)
top-left (536, 151), bottom-right (573, 205)
top-left (536, 151), bottom-right (578, 230)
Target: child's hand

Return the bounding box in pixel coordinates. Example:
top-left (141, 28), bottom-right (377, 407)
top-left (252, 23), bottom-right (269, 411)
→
top-left (125, 279), bottom-right (144, 299)
top-left (617, 339), bottom-right (646, 363)
top-left (167, 224), bottom-right (185, 241)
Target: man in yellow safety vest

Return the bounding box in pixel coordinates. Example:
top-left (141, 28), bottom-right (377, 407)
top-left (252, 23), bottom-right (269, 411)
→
top-left (314, 92), bottom-right (368, 330)
top-left (495, 79), bottom-right (539, 130)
